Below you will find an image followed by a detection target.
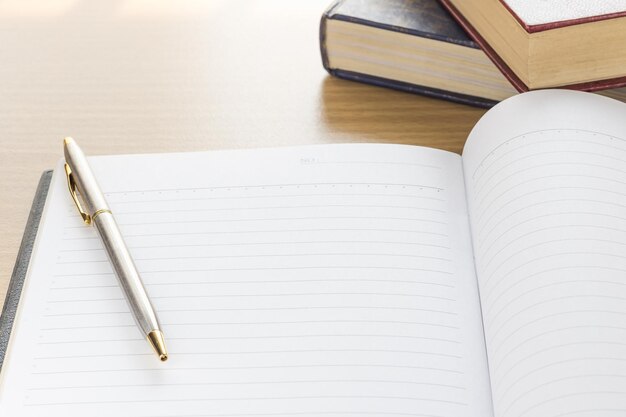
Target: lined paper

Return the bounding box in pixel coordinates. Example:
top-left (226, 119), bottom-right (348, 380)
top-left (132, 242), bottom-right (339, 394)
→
top-left (463, 91), bottom-right (626, 417)
top-left (0, 144), bottom-right (493, 417)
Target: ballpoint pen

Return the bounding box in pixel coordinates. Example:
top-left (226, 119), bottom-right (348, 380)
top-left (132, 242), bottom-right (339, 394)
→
top-left (63, 137), bottom-right (168, 361)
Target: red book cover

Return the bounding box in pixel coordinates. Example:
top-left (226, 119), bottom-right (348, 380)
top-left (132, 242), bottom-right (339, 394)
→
top-left (439, 0), bottom-right (626, 92)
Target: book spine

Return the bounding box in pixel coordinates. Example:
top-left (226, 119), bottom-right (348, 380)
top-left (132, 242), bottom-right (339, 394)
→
top-left (438, 0), bottom-right (528, 93)
top-left (319, 0), bottom-right (344, 74)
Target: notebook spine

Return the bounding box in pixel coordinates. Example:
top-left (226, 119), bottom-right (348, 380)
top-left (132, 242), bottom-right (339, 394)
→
top-left (0, 171), bottom-right (52, 370)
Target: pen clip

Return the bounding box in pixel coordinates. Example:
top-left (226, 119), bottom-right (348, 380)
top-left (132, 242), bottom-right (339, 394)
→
top-left (64, 163), bottom-right (92, 225)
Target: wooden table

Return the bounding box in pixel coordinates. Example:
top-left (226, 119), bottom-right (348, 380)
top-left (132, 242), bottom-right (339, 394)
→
top-left (0, 0), bottom-right (486, 301)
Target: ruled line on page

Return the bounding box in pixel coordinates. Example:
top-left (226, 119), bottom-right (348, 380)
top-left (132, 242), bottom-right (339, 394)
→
top-left (478, 203), bottom-right (626, 265)
top-left (58, 241), bottom-right (452, 253)
top-left (46, 292), bottom-right (457, 303)
top-left (24, 394), bottom-right (468, 407)
top-left (98, 204), bottom-right (448, 216)
top-left (475, 193), bottom-right (626, 245)
top-left (312, 160), bottom-right (445, 169)
top-left (482, 247), bottom-right (626, 289)
top-left (472, 148), bottom-right (626, 200)
top-left (480, 219), bottom-right (626, 273)
top-left (473, 159), bottom-right (626, 198)
top-left (57, 240), bottom-right (453, 252)
top-left (100, 182), bottom-right (446, 195)
top-left (64, 216), bottom-right (449, 230)
top-left (494, 341), bottom-right (626, 383)
top-left (492, 326), bottom-right (626, 371)
top-left (62, 228), bottom-right (451, 241)
top-left (475, 186), bottom-right (626, 235)
top-left (479, 237), bottom-right (626, 286)
top-left (25, 379), bottom-right (467, 391)
top-left (484, 262), bottom-right (626, 305)
top-left (103, 192), bottom-right (446, 205)
top-left (55, 252), bottom-right (454, 264)
top-left (70, 413), bottom-right (445, 417)
top-left (48, 279), bottom-right (457, 291)
top-left (475, 226), bottom-right (626, 280)
top-left (51, 266), bottom-right (455, 277)
top-left (97, 412), bottom-right (447, 417)
top-left (497, 360), bottom-right (626, 407)
top-left (40, 320), bottom-right (461, 332)
top-left (487, 292), bottom-right (626, 334)
top-left (37, 332), bottom-right (463, 344)
top-left (31, 363), bottom-right (466, 375)
top-left (33, 349), bottom-right (464, 361)
top-left (470, 129), bottom-right (626, 180)
top-left (43, 305), bottom-right (461, 318)
top-left (474, 174), bottom-right (626, 226)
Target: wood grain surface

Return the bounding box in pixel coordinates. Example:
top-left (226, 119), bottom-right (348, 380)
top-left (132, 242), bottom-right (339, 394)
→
top-left (0, 0), bottom-right (486, 302)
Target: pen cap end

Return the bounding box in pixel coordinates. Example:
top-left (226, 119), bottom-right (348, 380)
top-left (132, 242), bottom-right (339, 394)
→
top-left (147, 330), bottom-right (168, 362)
top-left (63, 137), bottom-right (74, 146)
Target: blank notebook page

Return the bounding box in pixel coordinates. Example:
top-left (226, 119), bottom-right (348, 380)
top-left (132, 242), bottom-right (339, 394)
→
top-left (0, 144), bottom-right (493, 417)
top-left (463, 90), bottom-right (626, 417)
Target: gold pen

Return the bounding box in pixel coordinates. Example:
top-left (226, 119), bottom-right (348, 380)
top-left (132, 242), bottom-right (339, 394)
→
top-left (63, 137), bottom-right (168, 361)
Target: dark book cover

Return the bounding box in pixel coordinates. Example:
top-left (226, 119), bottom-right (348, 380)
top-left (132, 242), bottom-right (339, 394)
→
top-left (319, 0), bottom-right (500, 108)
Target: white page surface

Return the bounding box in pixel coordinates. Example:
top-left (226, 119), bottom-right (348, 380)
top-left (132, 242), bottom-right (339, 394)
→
top-left (503, 0), bottom-right (626, 26)
top-left (0, 144), bottom-right (493, 417)
top-left (463, 91), bottom-right (626, 417)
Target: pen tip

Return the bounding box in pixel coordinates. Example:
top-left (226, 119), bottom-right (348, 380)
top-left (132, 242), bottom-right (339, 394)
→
top-left (63, 137), bottom-right (74, 146)
top-left (147, 330), bottom-right (168, 362)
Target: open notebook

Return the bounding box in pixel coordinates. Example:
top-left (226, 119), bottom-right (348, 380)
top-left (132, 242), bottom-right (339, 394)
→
top-left (1, 90), bottom-right (625, 417)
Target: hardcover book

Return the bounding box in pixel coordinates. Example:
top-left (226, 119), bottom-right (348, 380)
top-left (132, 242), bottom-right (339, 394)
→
top-left (440, 0), bottom-right (626, 91)
top-left (320, 0), bottom-right (626, 107)
top-left (320, 0), bottom-right (516, 107)
top-left (1, 90), bottom-right (626, 417)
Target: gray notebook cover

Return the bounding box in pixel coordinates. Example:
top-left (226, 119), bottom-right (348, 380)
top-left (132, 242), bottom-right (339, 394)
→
top-left (0, 170), bottom-right (52, 371)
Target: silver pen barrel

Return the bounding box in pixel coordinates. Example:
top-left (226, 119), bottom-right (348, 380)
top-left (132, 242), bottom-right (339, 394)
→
top-left (94, 212), bottom-right (166, 354)
top-left (63, 137), bottom-right (168, 361)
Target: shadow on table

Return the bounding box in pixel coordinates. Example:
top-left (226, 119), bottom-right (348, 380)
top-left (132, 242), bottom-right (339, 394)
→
top-left (318, 76), bottom-right (486, 153)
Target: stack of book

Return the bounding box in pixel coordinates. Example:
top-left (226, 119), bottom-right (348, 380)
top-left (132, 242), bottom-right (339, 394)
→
top-left (319, 0), bottom-right (626, 107)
